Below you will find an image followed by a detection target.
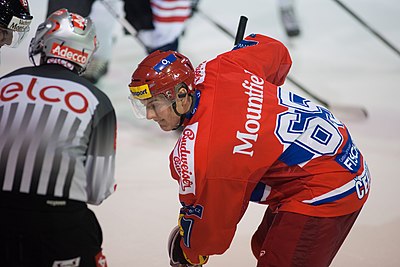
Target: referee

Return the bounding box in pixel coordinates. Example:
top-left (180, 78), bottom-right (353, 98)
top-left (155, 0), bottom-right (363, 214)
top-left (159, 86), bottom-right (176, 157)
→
top-left (0, 9), bottom-right (117, 267)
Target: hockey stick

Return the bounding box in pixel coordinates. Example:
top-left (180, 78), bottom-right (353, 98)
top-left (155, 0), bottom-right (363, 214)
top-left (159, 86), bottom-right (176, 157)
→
top-left (196, 9), bottom-right (237, 41)
top-left (234, 16), bottom-right (248, 45)
top-left (286, 76), bottom-right (368, 120)
top-left (98, 0), bottom-right (146, 48)
top-left (196, 8), bottom-right (368, 120)
top-left (332, 0), bottom-right (400, 58)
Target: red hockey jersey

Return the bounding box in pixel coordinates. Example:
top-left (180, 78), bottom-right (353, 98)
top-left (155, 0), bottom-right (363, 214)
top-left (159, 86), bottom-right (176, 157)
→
top-left (169, 34), bottom-right (370, 263)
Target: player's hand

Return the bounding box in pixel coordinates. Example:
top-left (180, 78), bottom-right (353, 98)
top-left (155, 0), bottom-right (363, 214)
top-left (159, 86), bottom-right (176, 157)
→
top-left (167, 226), bottom-right (206, 267)
top-left (168, 226), bottom-right (188, 266)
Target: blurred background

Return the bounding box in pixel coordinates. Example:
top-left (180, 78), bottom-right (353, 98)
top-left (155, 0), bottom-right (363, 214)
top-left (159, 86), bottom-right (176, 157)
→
top-left (1, 0), bottom-right (399, 266)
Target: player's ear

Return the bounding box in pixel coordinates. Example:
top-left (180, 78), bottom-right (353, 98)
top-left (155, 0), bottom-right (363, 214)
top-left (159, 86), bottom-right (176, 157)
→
top-left (175, 84), bottom-right (190, 114)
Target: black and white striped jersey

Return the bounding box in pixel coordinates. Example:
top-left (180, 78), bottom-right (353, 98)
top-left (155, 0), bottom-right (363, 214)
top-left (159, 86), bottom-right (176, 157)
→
top-left (0, 64), bottom-right (117, 205)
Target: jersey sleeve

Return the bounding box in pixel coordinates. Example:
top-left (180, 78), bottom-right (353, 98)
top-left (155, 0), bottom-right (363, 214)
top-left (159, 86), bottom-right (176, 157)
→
top-left (85, 93), bottom-right (117, 205)
top-left (178, 177), bottom-right (253, 264)
top-left (226, 33), bottom-right (292, 86)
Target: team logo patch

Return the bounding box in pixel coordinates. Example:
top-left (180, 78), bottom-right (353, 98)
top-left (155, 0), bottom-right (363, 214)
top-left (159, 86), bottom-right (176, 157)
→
top-left (51, 42), bottom-right (88, 65)
top-left (180, 204), bottom-right (204, 218)
top-left (153, 54), bottom-right (177, 73)
top-left (335, 138), bottom-right (361, 173)
top-left (129, 84), bottom-right (152, 100)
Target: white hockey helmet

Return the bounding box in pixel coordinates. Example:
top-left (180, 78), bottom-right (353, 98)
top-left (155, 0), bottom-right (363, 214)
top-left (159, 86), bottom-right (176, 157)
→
top-left (29, 8), bottom-right (98, 74)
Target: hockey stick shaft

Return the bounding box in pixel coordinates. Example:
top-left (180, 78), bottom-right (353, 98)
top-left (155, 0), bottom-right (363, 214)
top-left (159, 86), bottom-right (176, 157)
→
top-left (196, 8), bottom-right (368, 118)
top-left (234, 16), bottom-right (248, 45)
top-left (285, 76), bottom-right (329, 107)
top-left (332, 0), bottom-right (400, 57)
top-left (196, 9), bottom-right (331, 107)
top-left (98, 0), bottom-right (146, 47)
top-left (197, 9), bottom-right (236, 40)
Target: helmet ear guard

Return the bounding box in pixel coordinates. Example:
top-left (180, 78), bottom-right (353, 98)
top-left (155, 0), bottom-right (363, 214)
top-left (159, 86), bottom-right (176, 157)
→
top-left (177, 92), bottom-right (187, 98)
top-left (175, 82), bottom-right (189, 99)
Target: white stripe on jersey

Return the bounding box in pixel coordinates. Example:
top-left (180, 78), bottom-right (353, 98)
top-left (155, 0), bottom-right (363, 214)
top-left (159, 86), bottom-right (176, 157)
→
top-left (152, 0), bottom-right (191, 10)
top-left (152, 6), bottom-right (191, 18)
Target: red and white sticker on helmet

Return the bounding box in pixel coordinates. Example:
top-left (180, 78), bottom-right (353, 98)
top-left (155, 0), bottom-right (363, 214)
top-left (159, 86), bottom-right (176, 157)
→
top-left (95, 251), bottom-right (108, 267)
top-left (19, 0), bottom-right (29, 9)
top-left (71, 13), bottom-right (86, 30)
top-left (51, 42), bottom-right (88, 65)
top-left (53, 9), bottom-right (67, 16)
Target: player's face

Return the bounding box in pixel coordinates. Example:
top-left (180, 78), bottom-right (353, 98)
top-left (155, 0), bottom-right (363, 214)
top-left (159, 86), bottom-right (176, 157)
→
top-left (0, 28), bottom-right (13, 47)
top-left (144, 95), bottom-right (180, 131)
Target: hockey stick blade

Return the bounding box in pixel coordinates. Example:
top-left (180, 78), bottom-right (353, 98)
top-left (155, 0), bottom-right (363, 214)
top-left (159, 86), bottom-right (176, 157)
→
top-left (287, 77), bottom-right (368, 121)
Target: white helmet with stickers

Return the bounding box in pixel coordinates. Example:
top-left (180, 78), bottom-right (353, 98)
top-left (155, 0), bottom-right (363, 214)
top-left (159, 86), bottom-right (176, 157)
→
top-left (29, 8), bottom-right (98, 74)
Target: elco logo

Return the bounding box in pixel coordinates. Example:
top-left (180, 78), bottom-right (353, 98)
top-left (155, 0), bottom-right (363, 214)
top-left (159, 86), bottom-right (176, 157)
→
top-left (51, 43), bottom-right (88, 64)
top-left (1, 77), bottom-right (89, 114)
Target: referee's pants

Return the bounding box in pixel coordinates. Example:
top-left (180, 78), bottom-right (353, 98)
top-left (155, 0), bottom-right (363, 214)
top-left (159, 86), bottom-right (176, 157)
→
top-left (0, 192), bottom-right (106, 267)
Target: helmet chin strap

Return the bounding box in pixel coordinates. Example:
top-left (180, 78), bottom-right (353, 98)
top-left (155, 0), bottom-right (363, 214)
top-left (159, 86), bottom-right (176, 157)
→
top-left (172, 94), bottom-right (194, 131)
top-left (172, 102), bottom-right (186, 131)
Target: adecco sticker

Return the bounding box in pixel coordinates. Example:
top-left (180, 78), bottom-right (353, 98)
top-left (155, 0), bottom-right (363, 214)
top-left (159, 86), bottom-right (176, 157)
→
top-left (51, 43), bottom-right (88, 64)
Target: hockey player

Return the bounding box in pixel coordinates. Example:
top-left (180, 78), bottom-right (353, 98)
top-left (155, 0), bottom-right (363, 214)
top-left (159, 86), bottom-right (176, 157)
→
top-left (128, 34), bottom-right (370, 266)
top-left (0, 9), bottom-right (116, 267)
top-left (0, 0), bottom-right (33, 48)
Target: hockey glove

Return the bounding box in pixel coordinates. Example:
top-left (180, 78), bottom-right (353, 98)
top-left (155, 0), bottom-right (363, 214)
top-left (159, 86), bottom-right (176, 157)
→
top-left (167, 225), bottom-right (208, 267)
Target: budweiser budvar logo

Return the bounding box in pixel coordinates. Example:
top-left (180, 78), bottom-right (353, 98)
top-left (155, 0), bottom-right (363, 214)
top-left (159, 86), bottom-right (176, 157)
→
top-left (51, 43), bottom-right (88, 64)
top-left (176, 128), bottom-right (195, 192)
top-left (172, 123), bottom-right (198, 195)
